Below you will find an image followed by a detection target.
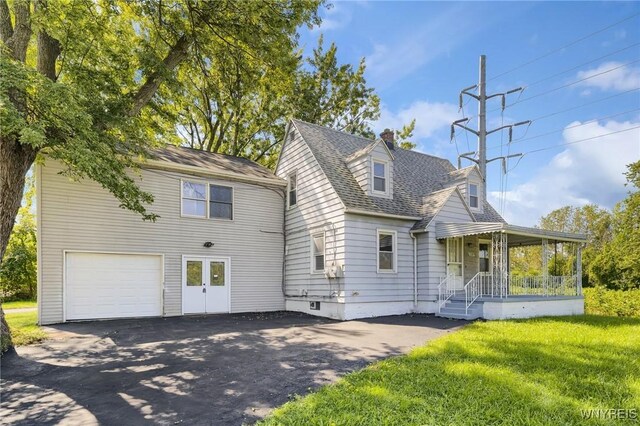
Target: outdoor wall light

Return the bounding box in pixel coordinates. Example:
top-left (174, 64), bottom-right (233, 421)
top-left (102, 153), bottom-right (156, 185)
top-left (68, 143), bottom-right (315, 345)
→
top-left (203, 242), bottom-right (214, 248)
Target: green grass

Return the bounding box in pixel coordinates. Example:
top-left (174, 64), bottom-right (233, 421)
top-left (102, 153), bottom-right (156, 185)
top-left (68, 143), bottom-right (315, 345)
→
top-left (4, 310), bottom-right (47, 347)
top-left (261, 316), bottom-right (640, 425)
top-left (2, 300), bottom-right (37, 310)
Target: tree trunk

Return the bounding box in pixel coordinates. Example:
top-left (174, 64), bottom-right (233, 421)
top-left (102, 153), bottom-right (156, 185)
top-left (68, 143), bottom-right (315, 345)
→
top-left (0, 138), bottom-right (37, 354)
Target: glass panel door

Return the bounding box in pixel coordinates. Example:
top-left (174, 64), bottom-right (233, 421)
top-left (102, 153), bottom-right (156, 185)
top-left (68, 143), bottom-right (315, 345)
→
top-left (447, 237), bottom-right (464, 290)
top-left (183, 258), bottom-right (206, 313)
top-left (205, 259), bottom-right (229, 313)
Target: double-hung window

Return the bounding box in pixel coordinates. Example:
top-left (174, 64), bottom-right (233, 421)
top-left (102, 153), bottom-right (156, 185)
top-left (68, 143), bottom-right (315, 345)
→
top-left (182, 182), bottom-right (207, 217)
top-left (311, 232), bottom-right (325, 273)
top-left (288, 172), bottom-right (297, 208)
top-left (377, 230), bottom-right (396, 272)
top-left (182, 181), bottom-right (233, 220)
top-left (210, 185), bottom-right (233, 220)
top-left (373, 161), bottom-right (387, 193)
top-left (469, 183), bottom-right (479, 208)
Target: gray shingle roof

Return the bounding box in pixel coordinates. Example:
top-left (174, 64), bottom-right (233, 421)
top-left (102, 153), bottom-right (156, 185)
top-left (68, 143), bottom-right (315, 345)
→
top-left (291, 119), bottom-right (505, 227)
top-left (151, 145), bottom-right (282, 183)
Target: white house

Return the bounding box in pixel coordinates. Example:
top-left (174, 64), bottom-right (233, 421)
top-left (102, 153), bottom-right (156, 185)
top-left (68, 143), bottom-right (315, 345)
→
top-left (36, 119), bottom-right (586, 324)
top-left (36, 147), bottom-right (286, 324)
top-left (274, 120), bottom-right (586, 320)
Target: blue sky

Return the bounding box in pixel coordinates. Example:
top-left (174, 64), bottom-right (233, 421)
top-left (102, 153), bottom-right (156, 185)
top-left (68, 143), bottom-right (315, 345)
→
top-left (298, 1), bottom-right (640, 226)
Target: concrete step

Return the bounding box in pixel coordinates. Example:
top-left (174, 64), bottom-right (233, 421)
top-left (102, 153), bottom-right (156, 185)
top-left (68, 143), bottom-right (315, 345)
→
top-left (435, 311), bottom-right (482, 320)
top-left (440, 307), bottom-right (482, 316)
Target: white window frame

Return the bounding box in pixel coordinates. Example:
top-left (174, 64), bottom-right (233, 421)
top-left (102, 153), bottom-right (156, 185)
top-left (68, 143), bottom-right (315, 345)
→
top-left (209, 184), bottom-right (234, 221)
top-left (371, 159), bottom-right (389, 196)
top-left (181, 179), bottom-right (208, 219)
top-left (310, 231), bottom-right (326, 274)
top-left (468, 181), bottom-right (480, 210)
top-left (180, 179), bottom-right (234, 221)
top-left (376, 229), bottom-right (397, 273)
top-left (287, 171), bottom-right (298, 209)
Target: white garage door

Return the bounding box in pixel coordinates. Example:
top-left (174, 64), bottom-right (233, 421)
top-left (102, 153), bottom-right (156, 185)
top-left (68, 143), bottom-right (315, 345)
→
top-left (65, 252), bottom-right (163, 320)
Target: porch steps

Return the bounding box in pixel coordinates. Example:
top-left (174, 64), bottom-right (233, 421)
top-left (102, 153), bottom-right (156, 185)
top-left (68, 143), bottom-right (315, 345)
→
top-left (436, 297), bottom-right (484, 320)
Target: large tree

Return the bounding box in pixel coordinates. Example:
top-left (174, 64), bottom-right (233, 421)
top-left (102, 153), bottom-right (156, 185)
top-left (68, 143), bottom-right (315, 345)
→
top-left (591, 161), bottom-right (640, 289)
top-left (173, 34), bottom-right (417, 169)
top-left (0, 0), bottom-right (321, 352)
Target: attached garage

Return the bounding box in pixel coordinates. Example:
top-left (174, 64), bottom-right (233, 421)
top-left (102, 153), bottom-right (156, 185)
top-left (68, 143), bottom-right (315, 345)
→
top-left (65, 252), bottom-right (163, 321)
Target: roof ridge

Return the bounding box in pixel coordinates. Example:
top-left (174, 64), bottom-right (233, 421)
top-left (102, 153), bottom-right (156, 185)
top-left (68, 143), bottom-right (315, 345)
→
top-left (291, 118), bottom-right (378, 144)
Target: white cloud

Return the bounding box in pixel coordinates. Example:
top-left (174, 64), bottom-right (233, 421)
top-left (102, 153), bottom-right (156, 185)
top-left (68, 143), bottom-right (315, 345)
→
top-left (577, 61), bottom-right (640, 91)
top-left (376, 101), bottom-right (459, 140)
top-left (490, 119), bottom-right (640, 226)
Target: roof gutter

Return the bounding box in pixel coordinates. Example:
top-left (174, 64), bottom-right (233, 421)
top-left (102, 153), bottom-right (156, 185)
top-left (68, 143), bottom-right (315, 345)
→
top-left (343, 208), bottom-right (422, 221)
top-left (142, 159), bottom-right (288, 187)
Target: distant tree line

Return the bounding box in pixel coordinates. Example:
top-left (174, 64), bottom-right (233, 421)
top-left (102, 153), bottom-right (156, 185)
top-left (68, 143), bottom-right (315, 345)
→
top-left (511, 161), bottom-right (640, 290)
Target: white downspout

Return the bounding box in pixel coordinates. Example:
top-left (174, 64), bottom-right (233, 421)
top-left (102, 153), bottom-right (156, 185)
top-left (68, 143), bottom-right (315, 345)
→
top-left (410, 232), bottom-right (418, 308)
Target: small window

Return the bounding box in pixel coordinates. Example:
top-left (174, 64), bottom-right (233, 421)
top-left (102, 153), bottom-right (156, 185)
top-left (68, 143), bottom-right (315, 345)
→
top-left (210, 261), bottom-right (225, 286)
top-left (377, 231), bottom-right (395, 272)
top-left (311, 232), bottom-right (325, 273)
top-left (479, 243), bottom-right (490, 273)
top-left (288, 172), bottom-right (297, 208)
top-left (373, 161), bottom-right (386, 193)
top-left (469, 183), bottom-right (479, 208)
top-left (182, 181), bottom-right (207, 217)
top-left (186, 261), bottom-right (203, 286)
top-left (210, 185), bottom-right (233, 220)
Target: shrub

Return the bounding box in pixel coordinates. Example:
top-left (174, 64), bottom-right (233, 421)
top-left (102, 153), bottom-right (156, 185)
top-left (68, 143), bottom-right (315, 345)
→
top-left (583, 287), bottom-right (640, 317)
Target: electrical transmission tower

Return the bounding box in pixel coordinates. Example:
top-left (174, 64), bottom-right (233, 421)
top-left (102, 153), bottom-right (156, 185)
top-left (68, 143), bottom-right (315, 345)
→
top-left (451, 55), bottom-right (531, 201)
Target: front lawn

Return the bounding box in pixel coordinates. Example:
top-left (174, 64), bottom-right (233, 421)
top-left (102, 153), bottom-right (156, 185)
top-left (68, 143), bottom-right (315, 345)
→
top-left (2, 300), bottom-right (37, 310)
top-left (4, 310), bottom-right (47, 347)
top-left (262, 316), bottom-right (640, 425)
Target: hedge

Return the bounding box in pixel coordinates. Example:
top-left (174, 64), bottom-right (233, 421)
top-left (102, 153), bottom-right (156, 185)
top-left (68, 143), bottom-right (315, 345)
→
top-left (583, 287), bottom-right (640, 317)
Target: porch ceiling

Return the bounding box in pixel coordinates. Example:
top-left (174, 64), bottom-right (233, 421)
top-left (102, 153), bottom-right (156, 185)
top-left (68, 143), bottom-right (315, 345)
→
top-left (435, 222), bottom-right (588, 246)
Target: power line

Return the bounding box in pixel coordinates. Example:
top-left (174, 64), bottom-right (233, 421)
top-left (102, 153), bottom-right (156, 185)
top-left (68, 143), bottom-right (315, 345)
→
top-left (488, 12), bottom-right (640, 81)
top-left (487, 107), bottom-right (640, 151)
top-left (506, 58), bottom-right (640, 108)
top-left (524, 42), bottom-right (640, 89)
top-left (529, 87), bottom-right (640, 122)
top-left (524, 125), bottom-right (640, 155)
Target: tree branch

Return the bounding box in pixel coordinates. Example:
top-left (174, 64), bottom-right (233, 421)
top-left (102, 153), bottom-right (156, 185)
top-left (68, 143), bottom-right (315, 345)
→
top-left (128, 34), bottom-right (191, 117)
top-left (35, 1), bottom-right (60, 81)
top-left (6, 0), bottom-right (31, 62)
top-left (0, 0), bottom-right (13, 42)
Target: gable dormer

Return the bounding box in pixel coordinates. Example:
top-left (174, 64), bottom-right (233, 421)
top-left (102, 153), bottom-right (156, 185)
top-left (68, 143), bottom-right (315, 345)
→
top-left (449, 166), bottom-right (484, 213)
top-left (346, 131), bottom-right (395, 200)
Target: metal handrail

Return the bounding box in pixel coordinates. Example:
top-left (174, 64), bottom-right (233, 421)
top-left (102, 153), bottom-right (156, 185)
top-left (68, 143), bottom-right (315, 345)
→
top-left (437, 274), bottom-right (456, 313)
top-left (464, 272), bottom-right (483, 315)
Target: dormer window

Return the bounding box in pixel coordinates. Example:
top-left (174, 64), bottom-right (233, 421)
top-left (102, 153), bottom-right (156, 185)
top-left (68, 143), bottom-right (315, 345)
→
top-left (373, 161), bottom-right (387, 193)
top-left (469, 183), bottom-right (479, 209)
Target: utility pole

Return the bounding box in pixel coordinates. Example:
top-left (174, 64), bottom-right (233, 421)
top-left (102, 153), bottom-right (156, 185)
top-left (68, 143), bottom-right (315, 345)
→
top-left (451, 55), bottom-right (531, 202)
top-left (478, 55), bottom-right (487, 188)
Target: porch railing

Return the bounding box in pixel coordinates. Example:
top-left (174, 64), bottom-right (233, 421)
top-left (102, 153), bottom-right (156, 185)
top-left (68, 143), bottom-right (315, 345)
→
top-left (437, 274), bottom-right (456, 313)
top-left (466, 274), bottom-right (579, 299)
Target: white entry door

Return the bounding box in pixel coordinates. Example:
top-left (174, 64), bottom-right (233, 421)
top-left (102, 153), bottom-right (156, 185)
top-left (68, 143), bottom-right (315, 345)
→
top-left (446, 237), bottom-right (464, 290)
top-left (183, 257), bottom-right (230, 314)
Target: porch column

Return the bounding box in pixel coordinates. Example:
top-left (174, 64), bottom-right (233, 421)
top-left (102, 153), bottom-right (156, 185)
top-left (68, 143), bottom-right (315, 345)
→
top-left (576, 244), bottom-right (583, 296)
top-left (542, 238), bottom-right (549, 296)
top-left (492, 232), bottom-right (508, 298)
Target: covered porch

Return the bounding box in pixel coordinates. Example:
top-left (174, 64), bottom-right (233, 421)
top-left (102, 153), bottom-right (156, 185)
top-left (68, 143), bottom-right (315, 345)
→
top-left (434, 222), bottom-right (588, 320)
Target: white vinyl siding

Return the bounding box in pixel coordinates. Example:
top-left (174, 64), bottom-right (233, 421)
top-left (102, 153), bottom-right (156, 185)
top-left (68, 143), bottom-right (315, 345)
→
top-left (275, 126), bottom-right (345, 299)
top-left (417, 192), bottom-right (475, 302)
top-left (38, 161), bottom-right (284, 324)
top-left (344, 215), bottom-right (414, 303)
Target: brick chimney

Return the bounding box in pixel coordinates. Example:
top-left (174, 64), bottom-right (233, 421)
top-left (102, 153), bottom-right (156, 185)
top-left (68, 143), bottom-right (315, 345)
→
top-left (380, 128), bottom-right (395, 150)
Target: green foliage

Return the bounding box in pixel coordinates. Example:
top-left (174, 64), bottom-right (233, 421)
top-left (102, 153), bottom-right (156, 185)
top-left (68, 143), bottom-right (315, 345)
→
top-left (583, 287), bottom-right (640, 317)
top-left (260, 316), bottom-right (640, 425)
top-left (0, 176), bottom-right (37, 301)
top-left (2, 0), bottom-right (323, 219)
top-left (591, 161), bottom-right (640, 289)
top-left (396, 119), bottom-right (416, 150)
top-left (2, 300), bottom-right (36, 310)
top-left (4, 310), bottom-right (46, 347)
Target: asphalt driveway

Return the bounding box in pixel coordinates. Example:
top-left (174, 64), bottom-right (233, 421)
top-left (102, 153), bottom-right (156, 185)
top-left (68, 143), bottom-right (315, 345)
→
top-left (1, 312), bottom-right (463, 425)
